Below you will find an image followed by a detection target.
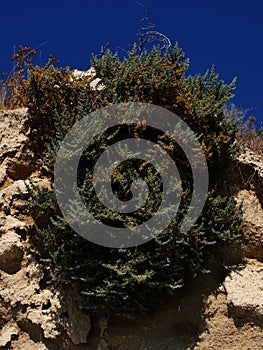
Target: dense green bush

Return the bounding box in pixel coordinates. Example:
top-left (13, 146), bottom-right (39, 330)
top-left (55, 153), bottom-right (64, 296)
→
top-left (13, 43), bottom-right (239, 167)
top-left (91, 45), bottom-right (238, 170)
top-left (24, 183), bottom-right (242, 316)
top-left (20, 42), bottom-right (243, 317)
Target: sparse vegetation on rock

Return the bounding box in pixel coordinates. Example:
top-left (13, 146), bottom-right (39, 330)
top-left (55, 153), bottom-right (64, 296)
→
top-left (0, 39), bottom-right (262, 349)
top-left (8, 42), bottom-right (244, 318)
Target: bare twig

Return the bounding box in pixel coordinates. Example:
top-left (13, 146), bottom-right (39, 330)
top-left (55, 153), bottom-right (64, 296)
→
top-left (136, 1), bottom-right (171, 54)
top-left (98, 42), bottom-right (110, 59)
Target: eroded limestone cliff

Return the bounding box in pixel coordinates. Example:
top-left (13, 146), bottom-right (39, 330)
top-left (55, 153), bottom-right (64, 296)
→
top-left (0, 109), bottom-right (262, 350)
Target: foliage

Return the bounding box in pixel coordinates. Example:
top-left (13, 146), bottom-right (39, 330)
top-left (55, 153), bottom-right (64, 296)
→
top-left (234, 109), bottom-right (263, 155)
top-left (18, 60), bottom-right (100, 150)
top-left (22, 182), bottom-right (242, 316)
top-left (0, 46), bottom-right (36, 108)
top-left (91, 46), bottom-right (239, 170)
top-left (15, 41), bottom-right (244, 317)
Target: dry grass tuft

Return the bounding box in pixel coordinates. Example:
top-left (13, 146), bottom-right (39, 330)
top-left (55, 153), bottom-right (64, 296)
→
top-left (224, 105), bottom-right (263, 156)
top-left (0, 46), bottom-right (36, 109)
top-left (236, 121), bottom-right (263, 155)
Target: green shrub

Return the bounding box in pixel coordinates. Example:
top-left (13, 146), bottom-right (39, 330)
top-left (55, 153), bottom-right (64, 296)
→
top-left (12, 43), bottom-right (239, 167)
top-left (20, 42), bottom-right (243, 317)
top-left (23, 183), bottom-right (242, 316)
top-left (92, 45), bottom-right (239, 170)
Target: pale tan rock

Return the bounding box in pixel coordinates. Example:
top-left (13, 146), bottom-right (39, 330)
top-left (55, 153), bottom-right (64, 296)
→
top-left (193, 292), bottom-right (263, 350)
top-left (90, 77), bottom-right (105, 91)
top-left (0, 215), bottom-right (27, 233)
top-left (236, 189), bottom-right (263, 260)
top-left (232, 149), bottom-right (263, 261)
top-left (224, 261), bottom-right (263, 324)
top-left (0, 109), bottom-right (31, 185)
top-left (0, 179), bottom-right (30, 209)
top-left (238, 148), bottom-right (263, 176)
top-left (0, 166), bottom-right (7, 187)
top-left (27, 305), bottom-right (60, 339)
top-left (0, 321), bottom-right (20, 347)
top-left (0, 260), bottom-right (62, 339)
top-left (25, 289), bottom-right (62, 340)
top-left (71, 67), bottom-right (105, 90)
top-left (0, 108), bottom-right (29, 162)
top-left (0, 261), bottom-right (44, 306)
top-left (7, 332), bottom-right (49, 350)
top-left (0, 230), bottom-right (23, 273)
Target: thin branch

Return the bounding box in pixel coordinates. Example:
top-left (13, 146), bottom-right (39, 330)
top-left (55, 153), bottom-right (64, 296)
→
top-left (98, 42), bottom-right (110, 59)
top-left (136, 1), bottom-right (171, 54)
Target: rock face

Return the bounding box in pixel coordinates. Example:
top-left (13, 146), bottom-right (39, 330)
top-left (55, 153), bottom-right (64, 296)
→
top-left (0, 109), bottom-right (92, 349)
top-left (0, 108), bottom-right (35, 187)
top-left (233, 149), bottom-right (263, 261)
top-left (225, 260), bottom-right (263, 326)
top-left (0, 229), bottom-right (23, 273)
top-left (0, 108), bottom-right (263, 349)
top-left (71, 67), bottom-right (105, 91)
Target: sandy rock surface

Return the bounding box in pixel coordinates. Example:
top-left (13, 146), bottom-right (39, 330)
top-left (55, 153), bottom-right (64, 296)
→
top-left (225, 260), bottom-right (263, 324)
top-left (0, 108), bottom-right (262, 349)
top-left (0, 109), bottom-right (92, 349)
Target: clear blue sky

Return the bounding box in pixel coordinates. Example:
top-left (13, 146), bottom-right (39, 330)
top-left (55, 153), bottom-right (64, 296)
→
top-left (1, 0), bottom-right (263, 126)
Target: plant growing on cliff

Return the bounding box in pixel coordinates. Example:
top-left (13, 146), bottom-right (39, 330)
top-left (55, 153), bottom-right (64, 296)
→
top-left (20, 40), bottom-right (243, 317)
